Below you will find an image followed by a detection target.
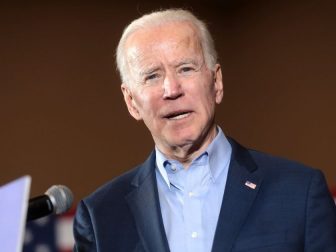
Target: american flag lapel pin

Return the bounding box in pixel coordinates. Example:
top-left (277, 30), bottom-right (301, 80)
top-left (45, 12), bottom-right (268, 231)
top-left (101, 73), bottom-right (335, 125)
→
top-left (245, 180), bottom-right (257, 189)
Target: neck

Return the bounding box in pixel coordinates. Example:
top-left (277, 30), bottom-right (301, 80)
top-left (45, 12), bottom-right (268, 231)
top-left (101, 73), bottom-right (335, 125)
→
top-left (156, 125), bottom-right (218, 169)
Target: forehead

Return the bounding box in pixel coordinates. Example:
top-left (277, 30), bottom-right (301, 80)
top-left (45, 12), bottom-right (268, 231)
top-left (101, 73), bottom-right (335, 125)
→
top-left (125, 21), bottom-right (203, 66)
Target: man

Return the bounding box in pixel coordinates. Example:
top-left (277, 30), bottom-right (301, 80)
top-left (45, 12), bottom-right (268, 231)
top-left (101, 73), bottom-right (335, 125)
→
top-left (73, 9), bottom-right (336, 252)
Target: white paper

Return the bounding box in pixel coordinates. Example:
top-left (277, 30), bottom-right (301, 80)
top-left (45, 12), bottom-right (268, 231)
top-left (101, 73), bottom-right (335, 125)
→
top-left (0, 175), bottom-right (31, 252)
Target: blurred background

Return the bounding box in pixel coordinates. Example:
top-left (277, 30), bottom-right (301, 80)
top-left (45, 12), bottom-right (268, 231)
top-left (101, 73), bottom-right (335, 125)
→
top-left (1, 0), bottom-right (335, 250)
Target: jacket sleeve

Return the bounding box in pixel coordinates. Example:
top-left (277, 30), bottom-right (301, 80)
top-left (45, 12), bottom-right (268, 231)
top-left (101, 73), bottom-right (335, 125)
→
top-left (73, 200), bottom-right (97, 252)
top-left (304, 169), bottom-right (336, 251)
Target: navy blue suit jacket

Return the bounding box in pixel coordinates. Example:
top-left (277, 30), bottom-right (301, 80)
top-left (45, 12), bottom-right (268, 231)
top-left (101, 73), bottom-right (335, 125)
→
top-left (73, 139), bottom-right (336, 251)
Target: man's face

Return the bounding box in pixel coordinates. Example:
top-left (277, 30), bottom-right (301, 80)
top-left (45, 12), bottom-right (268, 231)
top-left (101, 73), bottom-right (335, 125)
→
top-left (121, 21), bottom-right (223, 157)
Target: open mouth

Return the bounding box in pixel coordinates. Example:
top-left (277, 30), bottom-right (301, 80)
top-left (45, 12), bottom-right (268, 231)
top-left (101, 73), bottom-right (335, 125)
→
top-left (164, 111), bottom-right (191, 120)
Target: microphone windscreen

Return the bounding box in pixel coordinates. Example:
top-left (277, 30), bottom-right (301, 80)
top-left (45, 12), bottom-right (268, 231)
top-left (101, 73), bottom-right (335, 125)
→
top-left (45, 185), bottom-right (73, 214)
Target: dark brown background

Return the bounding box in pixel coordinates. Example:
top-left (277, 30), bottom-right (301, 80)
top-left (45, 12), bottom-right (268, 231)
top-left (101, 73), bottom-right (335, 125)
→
top-left (1, 0), bottom-right (335, 204)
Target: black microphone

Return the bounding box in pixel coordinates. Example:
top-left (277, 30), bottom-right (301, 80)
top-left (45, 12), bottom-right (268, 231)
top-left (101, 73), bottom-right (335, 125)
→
top-left (27, 185), bottom-right (73, 222)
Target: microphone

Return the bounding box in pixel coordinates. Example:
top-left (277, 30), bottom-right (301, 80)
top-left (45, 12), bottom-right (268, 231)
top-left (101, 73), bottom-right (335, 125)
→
top-left (27, 185), bottom-right (73, 222)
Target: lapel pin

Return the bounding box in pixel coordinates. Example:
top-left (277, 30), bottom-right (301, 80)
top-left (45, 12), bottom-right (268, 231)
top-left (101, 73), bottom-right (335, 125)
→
top-left (245, 181), bottom-right (257, 189)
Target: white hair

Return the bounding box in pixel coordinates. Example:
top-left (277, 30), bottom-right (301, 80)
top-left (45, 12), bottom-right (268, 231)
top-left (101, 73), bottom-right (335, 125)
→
top-left (116, 9), bottom-right (218, 86)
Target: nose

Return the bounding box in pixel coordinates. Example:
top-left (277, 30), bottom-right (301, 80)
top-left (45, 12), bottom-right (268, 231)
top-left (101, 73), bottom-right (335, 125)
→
top-left (162, 72), bottom-right (183, 99)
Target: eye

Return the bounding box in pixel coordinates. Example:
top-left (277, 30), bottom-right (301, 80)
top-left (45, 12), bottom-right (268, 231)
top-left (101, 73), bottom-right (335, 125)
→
top-left (178, 65), bottom-right (197, 75)
top-left (180, 66), bottom-right (194, 73)
top-left (145, 73), bottom-right (160, 81)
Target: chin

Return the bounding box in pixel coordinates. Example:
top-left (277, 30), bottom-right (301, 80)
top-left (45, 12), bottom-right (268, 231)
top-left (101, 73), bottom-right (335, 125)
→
top-left (166, 130), bottom-right (199, 148)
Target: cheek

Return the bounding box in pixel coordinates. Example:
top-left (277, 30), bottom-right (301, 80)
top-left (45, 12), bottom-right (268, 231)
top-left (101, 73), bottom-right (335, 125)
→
top-left (193, 84), bottom-right (217, 114)
top-left (189, 80), bottom-right (216, 103)
top-left (134, 88), bottom-right (160, 115)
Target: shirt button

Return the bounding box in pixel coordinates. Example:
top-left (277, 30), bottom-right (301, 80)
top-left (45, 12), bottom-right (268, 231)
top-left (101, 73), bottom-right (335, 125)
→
top-left (188, 191), bottom-right (195, 197)
top-left (191, 232), bottom-right (198, 238)
top-left (171, 164), bottom-right (177, 171)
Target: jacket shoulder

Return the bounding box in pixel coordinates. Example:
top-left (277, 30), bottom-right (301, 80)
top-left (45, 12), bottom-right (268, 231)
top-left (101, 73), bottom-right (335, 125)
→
top-left (250, 148), bottom-right (314, 170)
top-left (229, 137), bottom-right (320, 184)
top-left (83, 165), bottom-right (141, 209)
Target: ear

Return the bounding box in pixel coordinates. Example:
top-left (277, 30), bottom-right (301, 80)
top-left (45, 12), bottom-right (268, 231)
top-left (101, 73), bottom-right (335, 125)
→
top-left (121, 83), bottom-right (142, 120)
top-left (213, 64), bottom-right (224, 104)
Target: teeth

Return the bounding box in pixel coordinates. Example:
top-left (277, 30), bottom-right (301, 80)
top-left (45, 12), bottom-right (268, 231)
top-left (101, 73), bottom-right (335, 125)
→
top-left (169, 113), bottom-right (189, 120)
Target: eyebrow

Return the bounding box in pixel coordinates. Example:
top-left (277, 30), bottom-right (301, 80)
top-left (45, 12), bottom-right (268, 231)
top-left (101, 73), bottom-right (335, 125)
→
top-left (173, 58), bottom-right (199, 67)
top-left (138, 65), bottom-right (161, 76)
top-left (137, 58), bottom-right (202, 76)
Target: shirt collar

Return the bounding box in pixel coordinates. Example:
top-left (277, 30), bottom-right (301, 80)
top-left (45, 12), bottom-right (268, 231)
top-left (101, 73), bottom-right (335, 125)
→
top-left (155, 126), bottom-right (232, 188)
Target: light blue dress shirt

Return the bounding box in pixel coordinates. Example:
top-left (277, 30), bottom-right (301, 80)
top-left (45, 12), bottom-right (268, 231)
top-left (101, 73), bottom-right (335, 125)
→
top-left (155, 127), bottom-right (232, 252)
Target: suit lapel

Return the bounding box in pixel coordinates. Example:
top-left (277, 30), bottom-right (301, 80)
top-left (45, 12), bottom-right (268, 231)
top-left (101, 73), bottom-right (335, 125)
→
top-left (212, 139), bottom-right (264, 252)
top-left (125, 152), bottom-right (170, 252)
